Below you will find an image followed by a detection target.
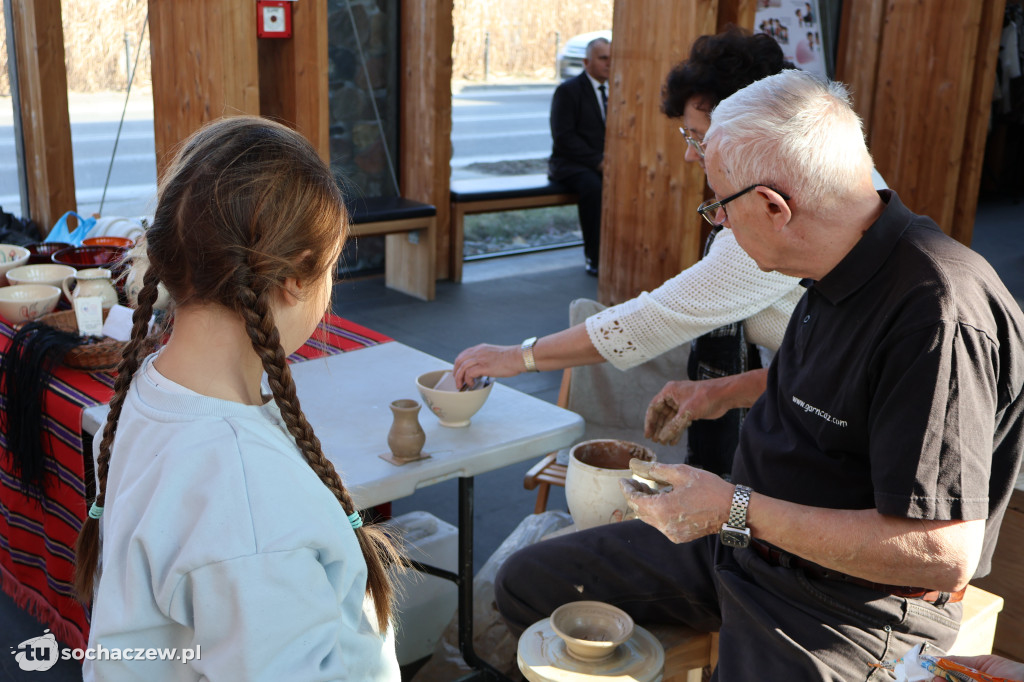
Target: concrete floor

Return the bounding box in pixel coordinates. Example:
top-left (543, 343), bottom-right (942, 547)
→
top-left (2, 197), bottom-right (1022, 680)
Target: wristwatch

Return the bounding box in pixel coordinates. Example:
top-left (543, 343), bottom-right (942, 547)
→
top-left (720, 484), bottom-right (753, 548)
top-left (521, 337), bottom-right (539, 372)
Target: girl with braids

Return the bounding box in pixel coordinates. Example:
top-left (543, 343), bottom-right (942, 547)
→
top-left (75, 116), bottom-right (402, 681)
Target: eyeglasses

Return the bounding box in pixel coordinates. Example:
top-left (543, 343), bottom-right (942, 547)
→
top-left (678, 127), bottom-right (705, 159)
top-left (696, 184), bottom-right (792, 226)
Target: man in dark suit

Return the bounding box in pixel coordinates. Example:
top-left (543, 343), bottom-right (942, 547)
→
top-left (549, 37), bottom-right (610, 276)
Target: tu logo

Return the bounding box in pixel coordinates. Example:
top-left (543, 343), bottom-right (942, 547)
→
top-left (10, 630), bottom-right (59, 672)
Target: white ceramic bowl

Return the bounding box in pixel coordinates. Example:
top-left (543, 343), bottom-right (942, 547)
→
top-left (550, 601), bottom-right (634, 662)
top-left (0, 244), bottom-right (31, 286)
top-left (6, 263), bottom-right (77, 290)
top-left (416, 370), bottom-right (493, 427)
top-left (565, 439), bottom-right (657, 530)
top-left (0, 284), bottom-right (62, 324)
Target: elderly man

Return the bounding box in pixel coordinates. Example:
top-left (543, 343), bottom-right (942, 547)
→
top-left (549, 37), bottom-right (611, 275)
top-left (495, 70), bottom-right (1024, 680)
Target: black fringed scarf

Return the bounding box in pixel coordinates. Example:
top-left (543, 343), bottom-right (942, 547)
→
top-left (0, 323), bottom-right (85, 499)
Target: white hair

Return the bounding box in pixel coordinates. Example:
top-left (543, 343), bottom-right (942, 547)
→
top-left (705, 70), bottom-right (873, 211)
top-left (585, 37), bottom-right (610, 60)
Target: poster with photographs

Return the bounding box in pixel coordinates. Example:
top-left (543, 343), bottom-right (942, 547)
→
top-left (754, 0), bottom-right (827, 80)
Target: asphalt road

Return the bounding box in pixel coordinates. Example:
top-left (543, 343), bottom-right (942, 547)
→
top-left (0, 83), bottom-right (557, 220)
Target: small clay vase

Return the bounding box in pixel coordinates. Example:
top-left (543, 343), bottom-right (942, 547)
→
top-left (387, 399), bottom-right (426, 461)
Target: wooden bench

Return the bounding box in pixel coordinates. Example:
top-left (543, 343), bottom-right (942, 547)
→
top-left (347, 196), bottom-right (437, 301)
top-left (645, 584), bottom-right (1003, 681)
top-left (449, 174), bottom-right (578, 281)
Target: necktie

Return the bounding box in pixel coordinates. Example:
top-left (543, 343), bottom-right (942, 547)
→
top-left (599, 83), bottom-right (608, 119)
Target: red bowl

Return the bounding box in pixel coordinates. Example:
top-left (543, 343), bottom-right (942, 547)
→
top-left (82, 236), bottom-right (135, 249)
top-left (51, 245), bottom-right (126, 269)
top-left (26, 242), bottom-right (73, 265)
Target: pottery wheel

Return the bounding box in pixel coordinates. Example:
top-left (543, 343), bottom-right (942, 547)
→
top-left (517, 617), bottom-right (664, 682)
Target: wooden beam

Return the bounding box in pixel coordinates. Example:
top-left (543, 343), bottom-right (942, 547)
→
top-left (258, 0), bottom-right (329, 161)
top-left (867, 1), bottom-right (984, 238)
top-left (149, 0), bottom-right (260, 178)
top-left (952, 0), bottom-right (1006, 246)
top-left (11, 0), bottom-right (75, 233)
top-left (599, 0), bottom-right (719, 306)
top-left (399, 0), bottom-right (453, 280)
top-left (716, 0), bottom-right (756, 31)
top-left (835, 0), bottom-right (885, 134)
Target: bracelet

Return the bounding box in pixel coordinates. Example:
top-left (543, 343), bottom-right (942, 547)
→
top-left (521, 337), bottom-right (539, 372)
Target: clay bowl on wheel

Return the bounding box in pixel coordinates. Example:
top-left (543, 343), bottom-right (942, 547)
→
top-left (550, 601), bottom-right (634, 662)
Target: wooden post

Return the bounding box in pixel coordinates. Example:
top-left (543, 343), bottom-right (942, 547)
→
top-left (837, 0), bottom-right (1005, 245)
top-left (258, 0), bottom-right (329, 161)
top-left (11, 0), bottom-right (76, 233)
top-left (599, 0), bottom-right (752, 306)
top-left (400, 0), bottom-right (453, 280)
top-left (149, 0), bottom-right (261, 178)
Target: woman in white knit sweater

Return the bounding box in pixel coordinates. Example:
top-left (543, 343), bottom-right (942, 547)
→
top-left (454, 30), bottom-right (803, 440)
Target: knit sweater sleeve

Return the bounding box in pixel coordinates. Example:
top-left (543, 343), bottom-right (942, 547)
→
top-left (585, 228), bottom-right (803, 370)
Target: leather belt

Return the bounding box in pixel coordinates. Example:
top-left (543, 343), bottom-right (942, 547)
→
top-left (751, 540), bottom-right (965, 604)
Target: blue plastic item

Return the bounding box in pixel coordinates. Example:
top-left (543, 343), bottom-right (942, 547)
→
top-left (45, 212), bottom-right (97, 246)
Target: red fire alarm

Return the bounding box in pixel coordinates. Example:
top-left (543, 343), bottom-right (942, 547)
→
top-left (257, 1), bottom-right (292, 39)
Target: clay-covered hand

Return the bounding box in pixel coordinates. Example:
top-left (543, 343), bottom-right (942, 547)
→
top-left (453, 343), bottom-right (522, 388)
top-left (644, 379), bottom-right (728, 445)
top-left (617, 459), bottom-right (734, 544)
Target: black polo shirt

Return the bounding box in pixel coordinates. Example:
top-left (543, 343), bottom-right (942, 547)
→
top-left (733, 191), bottom-right (1024, 577)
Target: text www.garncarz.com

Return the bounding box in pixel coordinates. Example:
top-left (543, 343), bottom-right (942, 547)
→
top-left (792, 395), bottom-right (848, 428)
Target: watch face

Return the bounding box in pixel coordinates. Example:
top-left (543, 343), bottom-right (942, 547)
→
top-left (720, 527), bottom-right (750, 549)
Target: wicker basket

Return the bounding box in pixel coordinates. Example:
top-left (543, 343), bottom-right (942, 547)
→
top-left (37, 309), bottom-right (159, 371)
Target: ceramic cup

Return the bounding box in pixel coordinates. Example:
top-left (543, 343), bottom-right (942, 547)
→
top-left (564, 439), bottom-right (657, 530)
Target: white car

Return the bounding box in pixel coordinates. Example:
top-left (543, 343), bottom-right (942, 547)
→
top-left (556, 29), bottom-right (612, 80)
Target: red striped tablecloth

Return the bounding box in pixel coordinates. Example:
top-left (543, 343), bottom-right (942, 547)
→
top-left (0, 313), bottom-right (390, 649)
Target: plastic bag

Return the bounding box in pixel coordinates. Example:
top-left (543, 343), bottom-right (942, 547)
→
top-left (45, 212), bottom-right (97, 246)
top-left (411, 511), bottom-right (573, 681)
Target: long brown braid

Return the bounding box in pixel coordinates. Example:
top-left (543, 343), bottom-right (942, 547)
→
top-left (73, 116), bottom-right (403, 631)
top-left (237, 284), bottom-right (400, 630)
top-left (74, 266), bottom-right (164, 600)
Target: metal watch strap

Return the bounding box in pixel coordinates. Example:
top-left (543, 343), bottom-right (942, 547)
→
top-left (726, 484), bottom-right (752, 529)
top-left (521, 337), bottom-right (539, 372)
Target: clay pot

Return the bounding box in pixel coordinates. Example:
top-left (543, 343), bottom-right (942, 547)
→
top-left (387, 399), bottom-right (426, 461)
top-left (565, 439), bottom-right (656, 530)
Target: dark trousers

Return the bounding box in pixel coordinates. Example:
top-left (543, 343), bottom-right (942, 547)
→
top-left (495, 520), bottom-right (961, 681)
top-left (559, 169), bottom-right (603, 263)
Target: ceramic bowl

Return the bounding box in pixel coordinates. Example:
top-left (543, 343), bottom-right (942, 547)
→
top-left (0, 284), bottom-right (61, 324)
top-left (82, 236), bottom-right (135, 249)
top-left (0, 244), bottom-right (31, 285)
top-left (550, 601), bottom-right (634, 662)
top-left (51, 244), bottom-right (126, 269)
top-left (416, 370), bottom-right (493, 427)
top-left (26, 242), bottom-right (73, 265)
top-left (6, 263), bottom-right (77, 290)
top-left (565, 439), bottom-right (657, 530)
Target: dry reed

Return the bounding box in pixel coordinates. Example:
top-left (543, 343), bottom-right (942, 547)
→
top-left (0, 0), bottom-right (611, 96)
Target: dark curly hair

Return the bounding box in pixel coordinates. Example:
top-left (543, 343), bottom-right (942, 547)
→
top-left (662, 26), bottom-right (793, 118)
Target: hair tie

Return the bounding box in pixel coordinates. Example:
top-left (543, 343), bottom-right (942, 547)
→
top-left (88, 502), bottom-right (104, 520)
top-left (347, 511), bottom-right (363, 530)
